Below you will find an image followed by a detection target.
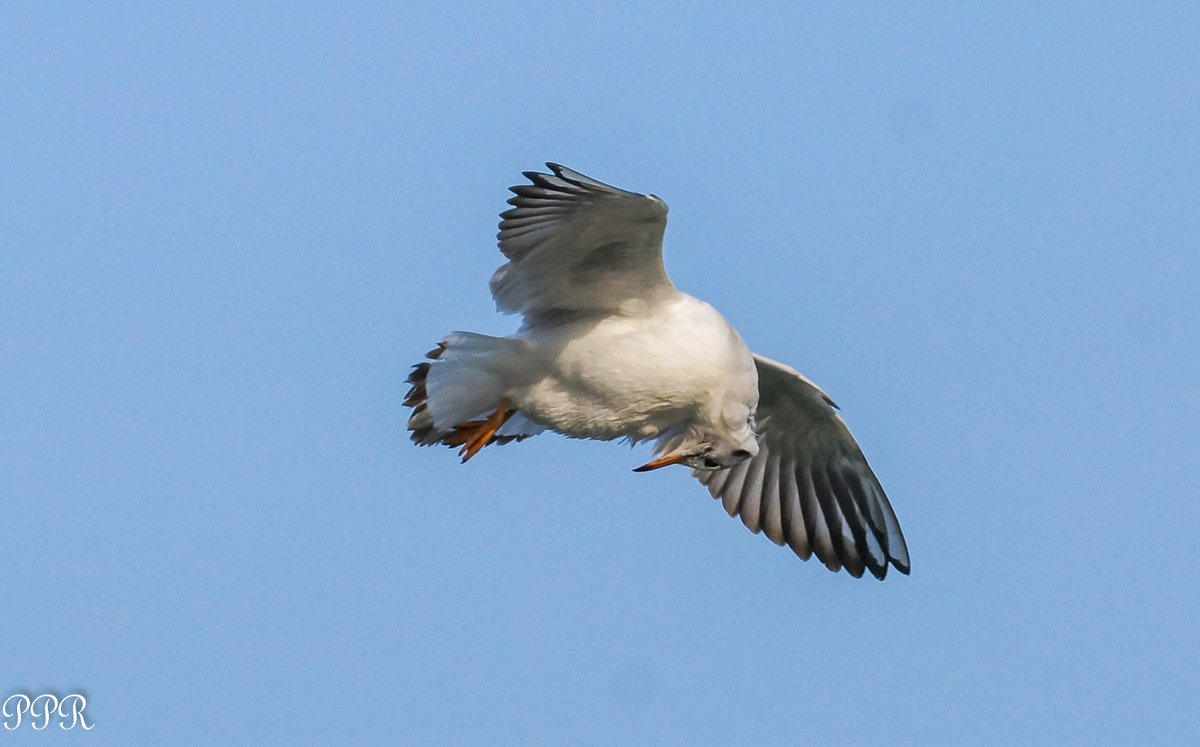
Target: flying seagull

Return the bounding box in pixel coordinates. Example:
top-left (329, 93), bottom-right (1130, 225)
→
top-left (404, 164), bottom-right (910, 579)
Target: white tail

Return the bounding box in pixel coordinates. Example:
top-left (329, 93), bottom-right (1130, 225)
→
top-left (404, 332), bottom-right (544, 450)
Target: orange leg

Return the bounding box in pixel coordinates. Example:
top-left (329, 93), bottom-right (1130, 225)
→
top-left (447, 398), bottom-right (516, 463)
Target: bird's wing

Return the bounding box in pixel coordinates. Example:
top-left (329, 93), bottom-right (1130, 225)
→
top-left (694, 354), bottom-right (910, 579)
top-left (489, 163), bottom-right (675, 317)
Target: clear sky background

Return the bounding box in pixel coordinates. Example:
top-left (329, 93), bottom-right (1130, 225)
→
top-left (3, 3), bottom-right (1198, 744)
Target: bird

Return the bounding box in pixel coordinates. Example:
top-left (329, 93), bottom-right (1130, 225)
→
top-left (404, 163), bottom-right (910, 579)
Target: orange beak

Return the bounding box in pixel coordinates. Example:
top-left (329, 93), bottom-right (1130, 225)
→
top-left (632, 453), bottom-right (693, 472)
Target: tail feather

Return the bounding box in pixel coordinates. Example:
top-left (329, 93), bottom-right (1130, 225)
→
top-left (404, 332), bottom-right (545, 450)
top-left (404, 358), bottom-right (440, 445)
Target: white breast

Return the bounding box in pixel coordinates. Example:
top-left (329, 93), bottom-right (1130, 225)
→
top-left (514, 294), bottom-right (757, 442)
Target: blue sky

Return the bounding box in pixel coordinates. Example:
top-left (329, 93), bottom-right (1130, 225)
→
top-left (3, 3), bottom-right (1198, 744)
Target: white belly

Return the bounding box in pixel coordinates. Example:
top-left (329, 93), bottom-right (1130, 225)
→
top-left (514, 295), bottom-right (755, 442)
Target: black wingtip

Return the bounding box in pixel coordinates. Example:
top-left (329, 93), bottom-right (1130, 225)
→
top-left (869, 557), bottom-right (911, 580)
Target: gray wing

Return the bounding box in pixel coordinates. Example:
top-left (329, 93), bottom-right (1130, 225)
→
top-left (490, 163), bottom-right (676, 317)
top-left (694, 354), bottom-right (910, 580)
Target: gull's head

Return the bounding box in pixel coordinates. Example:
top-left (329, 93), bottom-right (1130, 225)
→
top-left (690, 434), bottom-right (760, 471)
top-left (633, 365), bottom-right (760, 473)
top-left (633, 418), bottom-right (759, 473)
